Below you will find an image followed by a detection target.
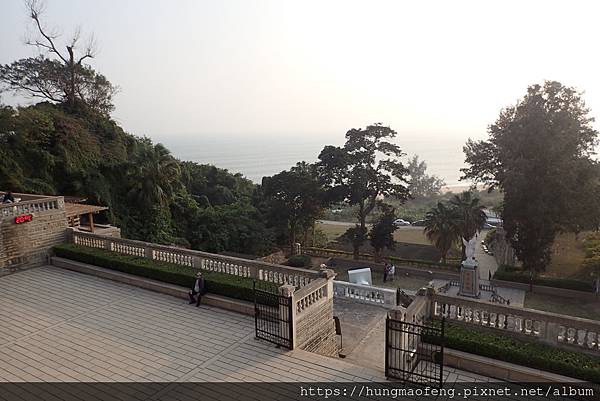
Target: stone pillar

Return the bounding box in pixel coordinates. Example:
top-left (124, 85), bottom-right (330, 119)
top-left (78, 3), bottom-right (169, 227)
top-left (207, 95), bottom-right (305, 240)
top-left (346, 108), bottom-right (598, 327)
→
top-left (191, 256), bottom-right (203, 269)
top-left (319, 268), bottom-right (335, 298)
top-left (279, 284), bottom-right (296, 349)
top-left (459, 260), bottom-right (481, 298)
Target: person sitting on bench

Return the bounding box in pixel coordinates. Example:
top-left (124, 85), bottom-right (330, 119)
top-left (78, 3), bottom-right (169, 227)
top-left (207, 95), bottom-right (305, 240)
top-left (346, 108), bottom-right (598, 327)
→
top-left (188, 272), bottom-right (206, 307)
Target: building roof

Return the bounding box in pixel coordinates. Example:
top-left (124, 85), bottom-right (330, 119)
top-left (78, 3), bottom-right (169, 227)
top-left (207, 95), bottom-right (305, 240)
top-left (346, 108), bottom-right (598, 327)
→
top-left (65, 203), bottom-right (108, 218)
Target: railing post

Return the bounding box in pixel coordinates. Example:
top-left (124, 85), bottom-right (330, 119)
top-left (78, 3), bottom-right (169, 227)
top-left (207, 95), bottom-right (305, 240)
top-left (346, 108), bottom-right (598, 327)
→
top-left (249, 264), bottom-right (258, 281)
top-left (279, 284), bottom-right (296, 349)
top-left (544, 321), bottom-right (558, 347)
top-left (319, 268), bottom-right (335, 298)
top-left (192, 255), bottom-right (203, 270)
top-left (144, 246), bottom-right (152, 260)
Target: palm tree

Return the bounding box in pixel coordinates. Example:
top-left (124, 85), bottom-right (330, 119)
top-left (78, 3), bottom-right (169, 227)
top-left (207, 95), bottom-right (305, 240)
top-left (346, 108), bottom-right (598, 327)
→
top-left (127, 141), bottom-right (181, 208)
top-left (424, 202), bottom-right (461, 263)
top-left (450, 191), bottom-right (487, 260)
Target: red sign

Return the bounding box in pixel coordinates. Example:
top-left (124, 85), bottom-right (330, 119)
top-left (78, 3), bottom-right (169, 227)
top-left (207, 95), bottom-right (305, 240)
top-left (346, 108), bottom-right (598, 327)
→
top-left (15, 214), bottom-right (33, 224)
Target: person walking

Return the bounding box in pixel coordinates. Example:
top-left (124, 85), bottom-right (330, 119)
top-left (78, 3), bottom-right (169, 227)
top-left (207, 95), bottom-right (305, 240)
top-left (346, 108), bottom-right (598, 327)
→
top-left (188, 272), bottom-right (206, 307)
top-left (383, 263), bottom-right (389, 283)
top-left (389, 262), bottom-right (395, 282)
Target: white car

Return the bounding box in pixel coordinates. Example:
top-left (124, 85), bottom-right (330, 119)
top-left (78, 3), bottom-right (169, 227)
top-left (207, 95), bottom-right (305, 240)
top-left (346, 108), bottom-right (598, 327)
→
top-left (393, 218), bottom-right (411, 227)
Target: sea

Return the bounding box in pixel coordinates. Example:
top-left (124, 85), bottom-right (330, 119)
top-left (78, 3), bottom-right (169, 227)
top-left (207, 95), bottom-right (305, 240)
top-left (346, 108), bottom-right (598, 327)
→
top-left (156, 134), bottom-right (471, 188)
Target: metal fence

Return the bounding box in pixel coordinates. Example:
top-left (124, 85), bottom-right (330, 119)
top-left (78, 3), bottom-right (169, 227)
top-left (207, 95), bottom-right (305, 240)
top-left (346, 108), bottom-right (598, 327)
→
top-left (385, 316), bottom-right (445, 387)
top-left (254, 281), bottom-right (294, 350)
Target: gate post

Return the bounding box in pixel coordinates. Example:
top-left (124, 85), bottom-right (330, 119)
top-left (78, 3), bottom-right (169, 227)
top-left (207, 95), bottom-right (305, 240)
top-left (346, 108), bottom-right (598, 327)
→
top-left (279, 284), bottom-right (296, 349)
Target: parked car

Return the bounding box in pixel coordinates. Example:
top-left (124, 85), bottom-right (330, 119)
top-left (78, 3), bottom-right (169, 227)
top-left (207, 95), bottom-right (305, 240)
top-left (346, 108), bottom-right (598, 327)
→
top-left (393, 218), bottom-right (411, 227)
top-left (411, 219), bottom-right (426, 227)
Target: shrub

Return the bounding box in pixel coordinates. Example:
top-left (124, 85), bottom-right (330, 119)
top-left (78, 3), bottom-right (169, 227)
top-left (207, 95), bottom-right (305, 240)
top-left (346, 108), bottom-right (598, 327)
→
top-left (425, 321), bottom-right (600, 382)
top-left (53, 244), bottom-right (278, 302)
top-left (484, 228), bottom-right (496, 246)
top-left (286, 254), bottom-right (311, 268)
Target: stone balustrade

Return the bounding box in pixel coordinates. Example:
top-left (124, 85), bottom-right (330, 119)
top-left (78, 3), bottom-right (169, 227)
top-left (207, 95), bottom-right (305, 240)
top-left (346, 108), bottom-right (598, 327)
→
top-left (433, 293), bottom-right (600, 354)
top-left (70, 230), bottom-right (320, 287)
top-left (0, 196), bottom-right (63, 219)
top-left (290, 273), bottom-right (339, 356)
top-left (294, 278), bottom-right (328, 314)
top-left (333, 281), bottom-right (398, 307)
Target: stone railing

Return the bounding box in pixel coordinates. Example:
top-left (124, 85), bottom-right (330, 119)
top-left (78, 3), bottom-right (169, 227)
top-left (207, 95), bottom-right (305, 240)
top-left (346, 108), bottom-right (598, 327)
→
top-left (0, 196), bottom-right (64, 218)
top-left (70, 230), bottom-right (320, 287)
top-left (433, 293), bottom-right (600, 355)
top-left (294, 278), bottom-right (329, 315)
top-left (333, 281), bottom-right (398, 307)
top-left (289, 270), bottom-right (339, 356)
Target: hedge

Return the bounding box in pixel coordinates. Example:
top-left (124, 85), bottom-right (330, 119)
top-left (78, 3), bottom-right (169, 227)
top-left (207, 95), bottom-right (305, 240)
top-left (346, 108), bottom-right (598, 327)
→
top-left (424, 321), bottom-right (600, 383)
top-left (494, 265), bottom-right (594, 292)
top-left (286, 254), bottom-right (312, 268)
top-left (53, 244), bottom-right (278, 303)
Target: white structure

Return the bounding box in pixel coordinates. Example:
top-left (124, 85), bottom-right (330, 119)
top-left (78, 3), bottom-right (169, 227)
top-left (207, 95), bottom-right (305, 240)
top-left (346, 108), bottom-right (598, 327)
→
top-left (348, 267), bottom-right (372, 286)
top-left (459, 236), bottom-right (480, 297)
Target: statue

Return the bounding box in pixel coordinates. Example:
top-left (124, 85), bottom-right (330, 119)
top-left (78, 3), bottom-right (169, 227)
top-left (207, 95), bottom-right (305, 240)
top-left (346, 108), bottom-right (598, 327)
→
top-left (459, 235), bottom-right (480, 297)
top-left (462, 236), bottom-right (477, 263)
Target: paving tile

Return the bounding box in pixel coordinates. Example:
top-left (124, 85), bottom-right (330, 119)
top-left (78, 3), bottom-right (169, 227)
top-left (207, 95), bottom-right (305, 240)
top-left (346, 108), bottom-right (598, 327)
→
top-left (0, 265), bottom-right (491, 393)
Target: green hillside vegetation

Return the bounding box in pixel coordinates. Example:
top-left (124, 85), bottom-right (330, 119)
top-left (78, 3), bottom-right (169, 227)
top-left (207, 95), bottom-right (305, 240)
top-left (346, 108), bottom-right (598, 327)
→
top-left (0, 102), bottom-right (273, 255)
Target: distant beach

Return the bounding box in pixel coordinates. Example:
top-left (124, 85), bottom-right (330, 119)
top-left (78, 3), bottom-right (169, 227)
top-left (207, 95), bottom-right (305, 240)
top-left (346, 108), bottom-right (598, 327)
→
top-left (157, 134), bottom-right (472, 186)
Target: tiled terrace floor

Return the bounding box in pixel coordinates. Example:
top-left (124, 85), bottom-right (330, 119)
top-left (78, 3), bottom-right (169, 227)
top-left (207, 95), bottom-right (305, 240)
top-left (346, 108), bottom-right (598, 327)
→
top-left (0, 266), bottom-right (492, 387)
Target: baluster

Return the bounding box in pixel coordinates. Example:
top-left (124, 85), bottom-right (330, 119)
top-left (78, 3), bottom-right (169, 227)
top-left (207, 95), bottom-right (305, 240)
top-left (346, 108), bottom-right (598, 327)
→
top-left (586, 332), bottom-right (597, 349)
top-left (482, 311), bottom-right (489, 326)
top-left (557, 326), bottom-right (566, 342)
top-left (532, 320), bottom-right (542, 336)
top-left (567, 327), bottom-right (576, 344)
top-left (577, 329), bottom-right (586, 347)
top-left (524, 319), bottom-right (532, 335)
top-left (506, 316), bottom-right (515, 331)
top-left (514, 317), bottom-right (523, 333)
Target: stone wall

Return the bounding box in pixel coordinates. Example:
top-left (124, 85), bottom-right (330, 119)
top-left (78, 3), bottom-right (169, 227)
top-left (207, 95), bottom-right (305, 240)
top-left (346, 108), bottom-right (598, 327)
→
top-left (0, 197), bottom-right (67, 271)
top-left (292, 274), bottom-right (339, 357)
top-left (295, 298), bottom-right (338, 356)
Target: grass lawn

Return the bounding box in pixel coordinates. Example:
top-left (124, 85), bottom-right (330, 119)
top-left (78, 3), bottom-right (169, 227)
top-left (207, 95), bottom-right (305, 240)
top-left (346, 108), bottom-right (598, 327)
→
top-left (317, 222), bottom-right (351, 242)
top-left (392, 228), bottom-right (430, 245)
top-left (317, 222), bottom-right (431, 245)
top-left (545, 232), bottom-right (589, 278)
top-left (524, 292), bottom-right (600, 321)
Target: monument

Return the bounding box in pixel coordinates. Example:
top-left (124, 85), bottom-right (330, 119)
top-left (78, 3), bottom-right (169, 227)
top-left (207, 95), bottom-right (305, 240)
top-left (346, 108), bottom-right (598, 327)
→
top-left (459, 235), bottom-right (480, 297)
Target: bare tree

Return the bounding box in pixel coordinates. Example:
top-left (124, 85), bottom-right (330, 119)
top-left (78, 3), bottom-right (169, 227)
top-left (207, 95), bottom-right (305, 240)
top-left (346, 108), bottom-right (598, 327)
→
top-left (0, 0), bottom-right (116, 114)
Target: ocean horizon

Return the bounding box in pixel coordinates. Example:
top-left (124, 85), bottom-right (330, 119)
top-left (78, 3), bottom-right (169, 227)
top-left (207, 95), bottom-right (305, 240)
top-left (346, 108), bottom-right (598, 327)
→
top-left (156, 134), bottom-right (471, 187)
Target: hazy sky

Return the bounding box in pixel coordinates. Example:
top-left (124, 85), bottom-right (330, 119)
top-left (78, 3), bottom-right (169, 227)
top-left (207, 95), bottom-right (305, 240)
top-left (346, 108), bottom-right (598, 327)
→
top-left (2, 0), bottom-right (600, 143)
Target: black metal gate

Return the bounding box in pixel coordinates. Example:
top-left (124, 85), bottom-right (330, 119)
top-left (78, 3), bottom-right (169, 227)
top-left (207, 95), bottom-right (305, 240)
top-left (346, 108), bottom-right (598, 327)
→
top-left (254, 281), bottom-right (294, 349)
top-left (385, 317), bottom-right (445, 387)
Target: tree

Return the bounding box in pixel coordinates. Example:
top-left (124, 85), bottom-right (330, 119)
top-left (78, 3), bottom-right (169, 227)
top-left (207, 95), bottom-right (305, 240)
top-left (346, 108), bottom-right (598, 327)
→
top-left (462, 81), bottom-right (599, 274)
top-left (369, 204), bottom-right (396, 262)
top-left (424, 202), bottom-right (460, 263)
top-left (262, 162), bottom-right (328, 254)
top-left (450, 191), bottom-right (486, 260)
top-left (126, 140), bottom-right (181, 209)
top-left (0, 0), bottom-right (116, 114)
top-left (317, 123), bottom-right (410, 259)
top-left (406, 155), bottom-right (445, 198)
